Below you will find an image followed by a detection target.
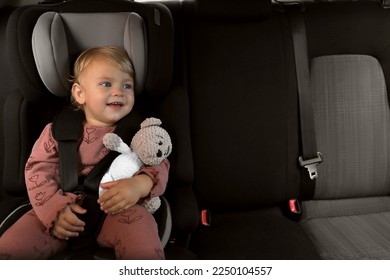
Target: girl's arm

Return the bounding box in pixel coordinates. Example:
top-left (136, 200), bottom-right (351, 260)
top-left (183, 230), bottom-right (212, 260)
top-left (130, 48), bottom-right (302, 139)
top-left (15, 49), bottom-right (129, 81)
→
top-left (136, 159), bottom-right (170, 198)
top-left (25, 123), bottom-right (77, 232)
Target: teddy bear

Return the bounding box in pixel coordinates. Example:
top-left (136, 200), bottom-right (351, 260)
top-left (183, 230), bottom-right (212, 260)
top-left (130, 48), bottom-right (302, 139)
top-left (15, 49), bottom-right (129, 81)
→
top-left (99, 117), bottom-right (172, 214)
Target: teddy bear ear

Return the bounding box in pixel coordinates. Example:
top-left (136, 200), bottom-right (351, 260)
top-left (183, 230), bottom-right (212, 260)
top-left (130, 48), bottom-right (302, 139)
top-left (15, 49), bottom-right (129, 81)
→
top-left (140, 117), bottom-right (162, 129)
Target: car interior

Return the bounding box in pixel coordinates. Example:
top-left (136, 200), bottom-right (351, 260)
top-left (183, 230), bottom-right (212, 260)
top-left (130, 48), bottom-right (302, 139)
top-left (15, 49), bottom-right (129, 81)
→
top-left (1, 0), bottom-right (390, 260)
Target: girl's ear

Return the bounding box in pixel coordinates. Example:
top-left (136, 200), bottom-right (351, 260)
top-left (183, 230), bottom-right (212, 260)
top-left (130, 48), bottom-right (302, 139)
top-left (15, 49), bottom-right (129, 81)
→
top-left (71, 83), bottom-right (85, 105)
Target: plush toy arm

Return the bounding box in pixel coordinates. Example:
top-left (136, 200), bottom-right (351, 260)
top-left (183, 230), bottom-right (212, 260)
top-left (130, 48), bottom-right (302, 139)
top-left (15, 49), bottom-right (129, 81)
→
top-left (99, 173), bottom-right (114, 196)
top-left (103, 133), bottom-right (131, 154)
top-left (140, 197), bottom-right (161, 214)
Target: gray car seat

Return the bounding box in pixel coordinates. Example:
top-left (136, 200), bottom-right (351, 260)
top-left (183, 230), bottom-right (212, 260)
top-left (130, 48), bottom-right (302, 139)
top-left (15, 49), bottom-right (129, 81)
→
top-left (293, 1), bottom-right (390, 259)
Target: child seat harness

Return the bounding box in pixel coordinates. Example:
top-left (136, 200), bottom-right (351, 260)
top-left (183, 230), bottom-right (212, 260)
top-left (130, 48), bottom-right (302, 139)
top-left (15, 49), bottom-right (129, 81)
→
top-left (52, 106), bottom-right (142, 257)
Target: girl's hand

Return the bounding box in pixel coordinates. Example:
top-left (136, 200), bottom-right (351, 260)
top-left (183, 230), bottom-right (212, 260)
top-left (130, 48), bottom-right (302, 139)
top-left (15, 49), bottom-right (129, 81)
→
top-left (97, 174), bottom-right (153, 215)
top-left (52, 203), bottom-right (86, 240)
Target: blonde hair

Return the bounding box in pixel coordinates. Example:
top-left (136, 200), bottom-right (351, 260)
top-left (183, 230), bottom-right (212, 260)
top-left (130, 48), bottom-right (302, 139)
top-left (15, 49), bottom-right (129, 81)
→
top-left (70, 46), bottom-right (135, 110)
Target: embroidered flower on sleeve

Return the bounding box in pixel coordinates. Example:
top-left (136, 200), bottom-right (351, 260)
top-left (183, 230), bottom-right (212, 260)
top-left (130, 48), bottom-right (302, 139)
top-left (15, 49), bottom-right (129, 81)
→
top-left (34, 192), bottom-right (53, 206)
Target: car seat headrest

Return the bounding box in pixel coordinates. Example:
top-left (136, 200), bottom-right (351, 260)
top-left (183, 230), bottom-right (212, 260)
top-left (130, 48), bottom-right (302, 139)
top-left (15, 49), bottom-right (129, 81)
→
top-left (32, 12), bottom-right (147, 97)
top-left (195, 0), bottom-right (271, 19)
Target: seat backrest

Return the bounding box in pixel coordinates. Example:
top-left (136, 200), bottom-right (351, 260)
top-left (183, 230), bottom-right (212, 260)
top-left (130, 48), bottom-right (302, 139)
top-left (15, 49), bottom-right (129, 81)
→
top-left (311, 54), bottom-right (390, 199)
top-left (302, 1), bottom-right (390, 201)
top-left (179, 0), bottom-right (300, 212)
top-left (2, 0), bottom-right (173, 199)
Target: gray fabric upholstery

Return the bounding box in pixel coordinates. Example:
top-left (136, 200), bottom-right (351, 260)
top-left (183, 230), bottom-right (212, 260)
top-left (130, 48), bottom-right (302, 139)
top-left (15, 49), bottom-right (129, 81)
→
top-left (301, 55), bottom-right (390, 259)
top-left (301, 210), bottom-right (390, 259)
top-left (311, 55), bottom-right (390, 199)
top-left (301, 196), bottom-right (390, 221)
top-left (32, 12), bottom-right (147, 97)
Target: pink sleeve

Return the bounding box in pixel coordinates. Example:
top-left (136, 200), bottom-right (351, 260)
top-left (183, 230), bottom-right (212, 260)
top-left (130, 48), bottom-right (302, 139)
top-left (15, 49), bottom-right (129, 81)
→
top-left (136, 159), bottom-right (170, 198)
top-left (25, 123), bottom-right (77, 232)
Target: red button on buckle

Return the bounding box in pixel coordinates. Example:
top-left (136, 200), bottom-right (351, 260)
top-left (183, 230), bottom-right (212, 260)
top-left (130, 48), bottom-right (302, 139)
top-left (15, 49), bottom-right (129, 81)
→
top-left (201, 209), bottom-right (211, 226)
top-left (289, 199), bottom-right (301, 214)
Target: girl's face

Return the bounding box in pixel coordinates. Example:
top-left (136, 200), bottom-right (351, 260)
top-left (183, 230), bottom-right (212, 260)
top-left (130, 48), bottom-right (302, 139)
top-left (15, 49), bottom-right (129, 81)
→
top-left (71, 57), bottom-right (135, 127)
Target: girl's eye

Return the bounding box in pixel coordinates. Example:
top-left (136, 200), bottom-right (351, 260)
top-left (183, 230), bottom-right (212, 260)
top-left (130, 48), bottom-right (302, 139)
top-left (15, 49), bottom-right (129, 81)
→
top-left (123, 84), bottom-right (133, 90)
top-left (101, 82), bottom-right (112, 87)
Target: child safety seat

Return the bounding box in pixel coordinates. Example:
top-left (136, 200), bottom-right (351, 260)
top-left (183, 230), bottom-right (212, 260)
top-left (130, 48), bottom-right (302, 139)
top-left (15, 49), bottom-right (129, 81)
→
top-left (0, 0), bottom-right (174, 259)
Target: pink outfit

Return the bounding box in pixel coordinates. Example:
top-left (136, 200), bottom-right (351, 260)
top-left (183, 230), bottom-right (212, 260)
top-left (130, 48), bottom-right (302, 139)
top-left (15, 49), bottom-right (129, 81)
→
top-left (0, 123), bottom-right (169, 260)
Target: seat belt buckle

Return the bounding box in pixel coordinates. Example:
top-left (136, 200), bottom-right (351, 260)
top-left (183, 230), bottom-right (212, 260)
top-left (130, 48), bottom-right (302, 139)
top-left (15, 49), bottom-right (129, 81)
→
top-left (299, 152), bottom-right (323, 180)
top-left (201, 209), bottom-right (211, 227)
top-left (289, 199), bottom-right (301, 214)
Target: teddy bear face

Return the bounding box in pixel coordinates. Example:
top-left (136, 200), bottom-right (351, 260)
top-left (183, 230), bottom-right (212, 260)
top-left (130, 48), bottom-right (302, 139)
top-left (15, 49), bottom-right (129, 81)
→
top-left (130, 123), bottom-right (172, 166)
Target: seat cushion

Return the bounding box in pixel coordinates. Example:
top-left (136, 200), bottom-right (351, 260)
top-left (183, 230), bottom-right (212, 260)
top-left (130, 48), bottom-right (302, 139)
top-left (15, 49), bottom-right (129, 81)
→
top-left (301, 197), bottom-right (390, 259)
top-left (189, 207), bottom-right (320, 260)
top-left (302, 196), bottom-right (390, 220)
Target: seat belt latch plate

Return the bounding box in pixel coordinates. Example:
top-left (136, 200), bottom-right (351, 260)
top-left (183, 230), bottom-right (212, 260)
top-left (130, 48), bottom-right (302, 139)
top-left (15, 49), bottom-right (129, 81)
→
top-left (299, 152), bottom-right (323, 180)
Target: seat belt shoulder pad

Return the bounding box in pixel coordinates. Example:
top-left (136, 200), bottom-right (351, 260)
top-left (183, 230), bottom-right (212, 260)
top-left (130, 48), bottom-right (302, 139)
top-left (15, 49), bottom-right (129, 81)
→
top-left (52, 106), bottom-right (84, 141)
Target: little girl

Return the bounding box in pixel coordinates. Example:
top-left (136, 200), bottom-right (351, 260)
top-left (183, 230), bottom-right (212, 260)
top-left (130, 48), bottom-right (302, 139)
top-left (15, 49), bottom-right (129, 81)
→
top-left (0, 46), bottom-right (169, 260)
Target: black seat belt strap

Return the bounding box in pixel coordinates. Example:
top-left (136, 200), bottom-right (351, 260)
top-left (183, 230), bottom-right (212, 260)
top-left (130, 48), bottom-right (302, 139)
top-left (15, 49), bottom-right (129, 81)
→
top-left (289, 8), bottom-right (322, 182)
top-left (52, 107), bottom-right (84, 193)
top-left (52, 106), bottom-right (143, 194)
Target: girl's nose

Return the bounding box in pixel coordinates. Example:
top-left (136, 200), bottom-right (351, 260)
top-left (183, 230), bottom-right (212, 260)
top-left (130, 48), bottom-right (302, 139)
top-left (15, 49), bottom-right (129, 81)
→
top-left (111, 86), bottom-right (124, 96)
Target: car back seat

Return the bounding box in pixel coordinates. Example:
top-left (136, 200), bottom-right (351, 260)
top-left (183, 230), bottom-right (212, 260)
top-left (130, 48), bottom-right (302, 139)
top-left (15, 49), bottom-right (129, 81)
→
top-left (292, 0), bottom-right (390, 259)
top-left (164, 0), bottom-right (320, 259)
top-left (0, 0), bottom-right (174, 259)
